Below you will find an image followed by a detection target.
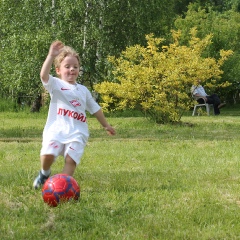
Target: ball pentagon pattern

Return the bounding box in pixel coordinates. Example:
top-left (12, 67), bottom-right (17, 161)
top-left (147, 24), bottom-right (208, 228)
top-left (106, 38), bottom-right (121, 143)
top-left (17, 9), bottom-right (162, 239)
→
top-left (42, 174), bottom-right (80, 207)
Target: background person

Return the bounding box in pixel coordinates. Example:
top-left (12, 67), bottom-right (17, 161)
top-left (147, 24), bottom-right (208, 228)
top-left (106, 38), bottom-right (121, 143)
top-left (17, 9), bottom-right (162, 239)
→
top-left (191, 80), bottom-right (226, 115)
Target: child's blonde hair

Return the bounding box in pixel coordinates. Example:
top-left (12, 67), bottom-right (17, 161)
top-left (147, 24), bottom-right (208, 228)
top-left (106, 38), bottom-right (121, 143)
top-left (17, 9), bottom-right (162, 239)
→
top-left (54, 46), bottom-right (81, 70)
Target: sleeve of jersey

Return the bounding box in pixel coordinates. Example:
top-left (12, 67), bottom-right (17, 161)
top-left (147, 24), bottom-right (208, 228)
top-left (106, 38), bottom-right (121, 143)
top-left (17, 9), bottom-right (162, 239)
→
top-left (41, 75), bottom-right (55, 93)
top-left (85, 89), bottom-right (101, 114)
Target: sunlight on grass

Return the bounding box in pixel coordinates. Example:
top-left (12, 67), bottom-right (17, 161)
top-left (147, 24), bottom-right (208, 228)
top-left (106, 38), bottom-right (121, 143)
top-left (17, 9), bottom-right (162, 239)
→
top-left (1, 110), bottom-right (240, 239)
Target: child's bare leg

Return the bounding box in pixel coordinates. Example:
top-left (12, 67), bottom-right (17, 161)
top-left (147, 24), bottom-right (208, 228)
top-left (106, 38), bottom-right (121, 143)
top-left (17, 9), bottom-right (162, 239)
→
top-left (62, 154), bottom-right (77, 176)
top-left (41, 154), bottom-right (55, 171)
top-left (33, 154), bottom-right (55, 189)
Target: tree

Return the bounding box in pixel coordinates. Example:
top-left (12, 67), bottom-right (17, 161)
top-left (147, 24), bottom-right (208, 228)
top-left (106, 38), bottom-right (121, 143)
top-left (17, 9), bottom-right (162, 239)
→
top-left (94, 30), bottom-right (232, 123)
top-left (197, 0), bottom-right (240, 12)
top-left (174, 3), bottom-right (240, 103)
top-left (0, 0), bottom-right (85, 111)
top-left (0, 0), bottom-right (54, 110)
top-left (82, 0), bottom-right (177, 85)
top-left (0, 0), bottom-right (178, 111)
top-left (3, 0), bottom-right (235, 111)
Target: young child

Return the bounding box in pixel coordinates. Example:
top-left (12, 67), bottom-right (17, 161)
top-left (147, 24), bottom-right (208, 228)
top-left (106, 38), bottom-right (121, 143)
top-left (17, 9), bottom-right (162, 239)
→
top-left (33, 41), bottom-right (115, 189)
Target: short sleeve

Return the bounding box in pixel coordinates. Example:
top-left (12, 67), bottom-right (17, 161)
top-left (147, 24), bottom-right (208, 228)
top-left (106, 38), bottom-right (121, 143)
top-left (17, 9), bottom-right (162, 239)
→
top-left (41, 75), bottom-right (56, 93)
top-left (85, 89), bottom-right (101, 114)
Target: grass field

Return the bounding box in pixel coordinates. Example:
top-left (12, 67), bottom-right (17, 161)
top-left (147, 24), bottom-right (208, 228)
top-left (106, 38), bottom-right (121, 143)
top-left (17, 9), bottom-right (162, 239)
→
top-left (1, 106), bottom-right (240, 239)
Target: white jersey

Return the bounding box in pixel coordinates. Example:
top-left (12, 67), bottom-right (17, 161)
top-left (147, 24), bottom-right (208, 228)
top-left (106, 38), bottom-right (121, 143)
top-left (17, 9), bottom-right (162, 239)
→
top-left (42, 75), bottom-right (101, 144)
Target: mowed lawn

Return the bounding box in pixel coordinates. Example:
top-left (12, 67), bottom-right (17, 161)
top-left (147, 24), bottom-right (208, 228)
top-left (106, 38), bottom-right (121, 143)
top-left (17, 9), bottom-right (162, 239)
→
top-left (1, 107), bottom-right (240, 239)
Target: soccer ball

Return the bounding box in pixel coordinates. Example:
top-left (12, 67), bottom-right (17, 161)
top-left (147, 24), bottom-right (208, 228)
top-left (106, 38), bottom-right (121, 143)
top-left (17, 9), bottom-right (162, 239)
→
top-left (42, 174), bottom-right (80, 207)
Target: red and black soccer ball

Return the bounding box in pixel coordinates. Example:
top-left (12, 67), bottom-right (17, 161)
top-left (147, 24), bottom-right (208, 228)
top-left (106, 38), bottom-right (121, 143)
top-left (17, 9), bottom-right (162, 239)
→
top-left (42, 174), bottom-right (80, 207)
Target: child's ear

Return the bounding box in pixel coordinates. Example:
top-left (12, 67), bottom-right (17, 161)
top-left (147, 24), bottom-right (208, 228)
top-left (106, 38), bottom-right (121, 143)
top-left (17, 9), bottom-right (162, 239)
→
top-left (56, 68), bottom-right (60, 75)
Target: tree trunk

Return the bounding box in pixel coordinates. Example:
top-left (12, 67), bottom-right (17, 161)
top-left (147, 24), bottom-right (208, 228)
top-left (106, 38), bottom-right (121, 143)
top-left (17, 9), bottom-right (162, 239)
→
top-left (31, 94), bottom-right (42, 112)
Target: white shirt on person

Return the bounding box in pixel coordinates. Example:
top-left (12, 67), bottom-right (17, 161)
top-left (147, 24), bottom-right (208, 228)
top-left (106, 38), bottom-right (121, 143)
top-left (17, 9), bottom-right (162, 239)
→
top-left (41, 75), bottom-right (101, 144)
top-left (191, 85), bottom-right (208, 97)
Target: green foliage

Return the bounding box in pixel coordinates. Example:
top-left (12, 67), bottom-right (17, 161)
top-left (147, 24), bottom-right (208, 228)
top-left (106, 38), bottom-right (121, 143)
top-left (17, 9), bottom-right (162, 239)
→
top-left (80, 0), bottom-right (177, 85)
top-left (0, 0), bottom-right (178, 109)
top-left (174, 3), bottom-right (240, 100)
top-left (1, 0), bottom-right (239, 110)
top-left (197, 0), bottom-right (240, 12)
top-left (0, 0), bottom-right (85, 105)
top-left (95, 31), bottom-right (232, 123)
top-left (175, 4), bottom-right (240, 54)
top-left (0, 98), bottom-right (16, 112)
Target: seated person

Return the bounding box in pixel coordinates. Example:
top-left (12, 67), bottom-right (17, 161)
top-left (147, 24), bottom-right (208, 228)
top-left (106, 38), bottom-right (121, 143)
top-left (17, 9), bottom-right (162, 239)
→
top-left (191, 80), bottom-right (226, 115)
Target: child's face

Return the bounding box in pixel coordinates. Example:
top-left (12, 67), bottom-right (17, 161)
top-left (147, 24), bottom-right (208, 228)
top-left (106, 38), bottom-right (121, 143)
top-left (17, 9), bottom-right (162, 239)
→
top-left (56, 55), bottom-right (80, 84)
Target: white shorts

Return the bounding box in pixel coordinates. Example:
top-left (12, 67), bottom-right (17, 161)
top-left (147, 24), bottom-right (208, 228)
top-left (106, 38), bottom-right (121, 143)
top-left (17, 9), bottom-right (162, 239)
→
top-left (40, 140), bottom-right (85, 165)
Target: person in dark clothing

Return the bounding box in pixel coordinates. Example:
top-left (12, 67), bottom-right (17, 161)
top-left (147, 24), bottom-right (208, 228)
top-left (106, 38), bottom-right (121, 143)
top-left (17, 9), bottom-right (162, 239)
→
top-left (191, 81), bottom-right (226, 115)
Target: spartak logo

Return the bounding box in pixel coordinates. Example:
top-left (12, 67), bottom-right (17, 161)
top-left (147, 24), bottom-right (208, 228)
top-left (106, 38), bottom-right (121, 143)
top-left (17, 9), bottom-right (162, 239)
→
top-left (69, 100), bottom-right (81, 107)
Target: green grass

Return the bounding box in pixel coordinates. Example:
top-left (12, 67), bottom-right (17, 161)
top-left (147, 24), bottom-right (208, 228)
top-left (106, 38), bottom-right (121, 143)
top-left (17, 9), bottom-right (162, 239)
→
top-left (1, 106), bottom-right (240, 239)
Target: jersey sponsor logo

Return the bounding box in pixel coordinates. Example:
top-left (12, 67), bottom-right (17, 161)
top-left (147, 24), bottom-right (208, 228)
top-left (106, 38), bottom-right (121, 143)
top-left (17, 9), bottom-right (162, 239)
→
top-left (61, 87), bottom-right (71, 90)
top-left (57, 108), bottom-right (86, 122)
top-left (69, 100), bottom-right (81, 107)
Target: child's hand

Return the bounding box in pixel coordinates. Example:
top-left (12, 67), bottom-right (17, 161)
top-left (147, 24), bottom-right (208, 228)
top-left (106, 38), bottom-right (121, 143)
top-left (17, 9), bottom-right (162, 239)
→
top-left (105, 125), bottom-right (116, 136)
top-left (49, 41), bottom-right (64, 57)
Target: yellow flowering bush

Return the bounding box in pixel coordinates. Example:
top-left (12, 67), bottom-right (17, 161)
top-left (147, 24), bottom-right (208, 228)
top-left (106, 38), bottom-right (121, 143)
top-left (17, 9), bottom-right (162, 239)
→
top-left (95, 29), bottom-right (233, 123)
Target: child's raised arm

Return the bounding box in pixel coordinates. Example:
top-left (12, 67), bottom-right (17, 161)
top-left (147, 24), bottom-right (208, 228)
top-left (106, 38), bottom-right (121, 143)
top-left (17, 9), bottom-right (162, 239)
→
top-left (40, 41), bottom-right (64, 83)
